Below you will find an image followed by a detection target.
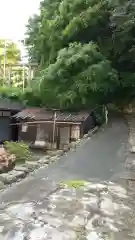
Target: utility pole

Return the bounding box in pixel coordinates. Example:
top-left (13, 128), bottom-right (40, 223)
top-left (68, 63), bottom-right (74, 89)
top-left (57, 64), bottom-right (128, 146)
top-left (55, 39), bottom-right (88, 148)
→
top-left (22, 60), bottom-right (25, 92)
top-left (19, 39), bottom-right (26, 91)
top-left (3, 40), bottom-right (7, 80)
top-left (8, 65), bottom-right (11, 86)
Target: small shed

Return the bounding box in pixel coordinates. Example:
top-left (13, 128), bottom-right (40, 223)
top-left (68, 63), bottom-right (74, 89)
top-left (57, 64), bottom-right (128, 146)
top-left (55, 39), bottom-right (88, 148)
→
top-left (13, 108), bottom-right (96, 149)
top-left (0, 98), bottom-right (23, 142)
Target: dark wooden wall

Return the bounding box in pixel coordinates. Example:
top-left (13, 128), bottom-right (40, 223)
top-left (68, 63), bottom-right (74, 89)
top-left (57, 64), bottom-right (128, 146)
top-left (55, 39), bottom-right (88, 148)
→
top-left (82, 114), bottom-right (96, 135)
top-left (19, 125), bottom-right (37, 143)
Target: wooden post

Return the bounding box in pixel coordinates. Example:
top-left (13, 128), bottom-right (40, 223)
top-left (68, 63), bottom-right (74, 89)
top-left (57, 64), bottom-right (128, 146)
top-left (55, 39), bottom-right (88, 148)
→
top-left (52, 111), bottom-right (57, 148)
top-left (104, 105), bottom-right (108, 124)
top-left (70, 125), bottom-right (72, 142)
top-left (56, 126), bottom-right (60, 149)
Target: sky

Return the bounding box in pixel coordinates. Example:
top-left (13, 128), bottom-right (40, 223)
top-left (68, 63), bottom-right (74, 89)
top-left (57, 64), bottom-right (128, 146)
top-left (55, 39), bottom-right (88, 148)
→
top-left (0, 0), bottom-right (41, 59)
top-left (0, 0), bottom-right (40, 40)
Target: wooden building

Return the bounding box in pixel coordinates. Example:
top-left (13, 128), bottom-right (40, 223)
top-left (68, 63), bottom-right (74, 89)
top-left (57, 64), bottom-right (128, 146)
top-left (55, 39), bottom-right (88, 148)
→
top-left (13, 108), bottom-right (96, 149)
top-left (0, 99), bottom-right (23, 142)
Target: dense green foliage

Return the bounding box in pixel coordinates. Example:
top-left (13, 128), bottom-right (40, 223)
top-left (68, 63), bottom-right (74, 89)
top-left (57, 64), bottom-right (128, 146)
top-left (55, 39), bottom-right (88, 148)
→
top-left (24, 0), bottom-right (135, 108)
top-left (0, 39), bottom-right (21, 65)
top-left (0, 39), bottom-right (26, 88)
top-left (0, 86), bottom-right (41, 107)
top-left (39, 42), bottom-right (118, 108)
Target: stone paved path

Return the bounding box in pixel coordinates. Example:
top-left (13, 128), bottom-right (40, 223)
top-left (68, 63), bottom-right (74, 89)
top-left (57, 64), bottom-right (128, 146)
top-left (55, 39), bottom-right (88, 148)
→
top-left (0, 181), bottom-right (135, 239)
top-left (0, 117), bottom-right (133, 239)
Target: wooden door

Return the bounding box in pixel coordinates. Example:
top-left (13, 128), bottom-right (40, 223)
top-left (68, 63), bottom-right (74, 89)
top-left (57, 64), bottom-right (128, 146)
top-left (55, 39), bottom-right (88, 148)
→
top-left (60, 127), bottom-right (70, 148)
top-left (71, 125), bottom-right (80, 140)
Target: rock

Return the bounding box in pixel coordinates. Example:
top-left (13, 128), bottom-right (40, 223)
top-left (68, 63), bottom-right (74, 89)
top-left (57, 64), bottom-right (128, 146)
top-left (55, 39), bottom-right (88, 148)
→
top-left (0, 226), bottom-right (4, 233)
top-left (85, 183), bottom-right (108, 192)
top-left (51, 229), bottom-right (77, 240)
top-left (121, 171), bottom-right (135, 181)
top-left (100, 196), bottom-right (115, 216)
top-left (29, 226), bottom-right (76, 240)
top-left (126, 159), bottom-right (135, 171)
top-left (76, 139), bottom-right (81, 145)
top-left (0, 170), bottom-right (26, 184)
top-left (130, 146), bottom-right (135, 153)
top-left (83, 134), bottom-right (88, 139)
top-left (86, 215), bottom-right (113, 231)
top-left (56, 150), bottom-right (64, 156)
top-left (87, 231), bottom-right (102, 240)
top-left (24, 161), bottom-right (39, 171)
top-left (86, 215), bottom-right (104, 231)
top-left (38, 157), bottom-right (50, 165)
top-left (29, 227), bottom-right (47, 240)
top-left (46, 150), bottom-right (57, 157)
top-left (108, 185), bottom-right (127, 199)
top-left (50, 156), bottom-right (59, 162)
top-left (14, 166), bottom-right (30, 174)
top-left (5, 230), bottom-right (26, 240)
top-left (70, 215), bottom-right (85, 228)
top-left (69, 142), bottom-right (76, 149)
top-left (85, 219), bottom-right (93, 231)
top-left (63, 145), bottom-right (70, 152)
top-left (82, 196), bottom-right (99, 212)
top-left (88, 127), bottom-right (98, 137)
top-left (105, 222), bottom-right (119, 232)
top-left (42, 214), bottom-right (63, 227)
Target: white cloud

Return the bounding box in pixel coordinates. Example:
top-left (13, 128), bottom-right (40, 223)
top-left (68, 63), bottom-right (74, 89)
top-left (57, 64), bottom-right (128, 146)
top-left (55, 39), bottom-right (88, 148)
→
top-left (0, 0), bottom-right (40, 41)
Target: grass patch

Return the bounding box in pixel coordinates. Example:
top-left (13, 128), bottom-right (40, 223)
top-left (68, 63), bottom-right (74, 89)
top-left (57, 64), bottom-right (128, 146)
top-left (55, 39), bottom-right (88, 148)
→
top-left (60, 180), bottom-right (88, 189)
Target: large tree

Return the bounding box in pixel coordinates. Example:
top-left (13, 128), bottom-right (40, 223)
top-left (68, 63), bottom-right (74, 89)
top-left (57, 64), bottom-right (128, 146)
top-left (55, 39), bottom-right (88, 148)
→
top-left (25, 0), bottom-right (111, 66)
top-left (109, 0), bottom-right (135, 103)
top-left (25, 0), bottom-right (135, 108)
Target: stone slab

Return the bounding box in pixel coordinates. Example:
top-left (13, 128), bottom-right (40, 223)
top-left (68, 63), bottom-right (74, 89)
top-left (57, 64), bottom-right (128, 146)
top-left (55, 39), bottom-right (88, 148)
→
top-left (130, 146), bottom-right (135, 153)
top-left (46, 151), bottom-right (58, 157)
top-left (87, 231), bottom-right (102, 240)
top-left (38, 157), bottom-right (50, 165)
top-left (14, 166), bottom-right (30, 174)
top-left (56, 150), bottom-right (64, 156)
top-left (50, 156), bottom-right (59, 162)
top-left (24, 161), bottom-right (39, 171)
top-left (0, 170), bottom-right (26, 184)
top-left (120, 171), bottom-right (135, 181)
top-left (88, 126), bottom-right (99, 137)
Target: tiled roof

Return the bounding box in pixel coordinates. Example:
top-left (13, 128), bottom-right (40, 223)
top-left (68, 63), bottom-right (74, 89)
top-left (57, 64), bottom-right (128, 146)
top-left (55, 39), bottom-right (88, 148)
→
top-left (13, 108), bottom-right (90, 123)
top-left (0, 98), bottom-right (23, 111)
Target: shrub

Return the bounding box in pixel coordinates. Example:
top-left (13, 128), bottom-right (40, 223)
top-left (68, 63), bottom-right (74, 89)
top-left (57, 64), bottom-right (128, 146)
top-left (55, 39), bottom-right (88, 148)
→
top-left (4, 141), bottom-right (32, 164)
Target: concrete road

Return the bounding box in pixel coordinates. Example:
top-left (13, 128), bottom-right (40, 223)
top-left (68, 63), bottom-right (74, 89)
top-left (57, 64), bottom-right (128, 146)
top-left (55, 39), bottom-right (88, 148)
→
top-left (0, 117), bottom-right (128, 203)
